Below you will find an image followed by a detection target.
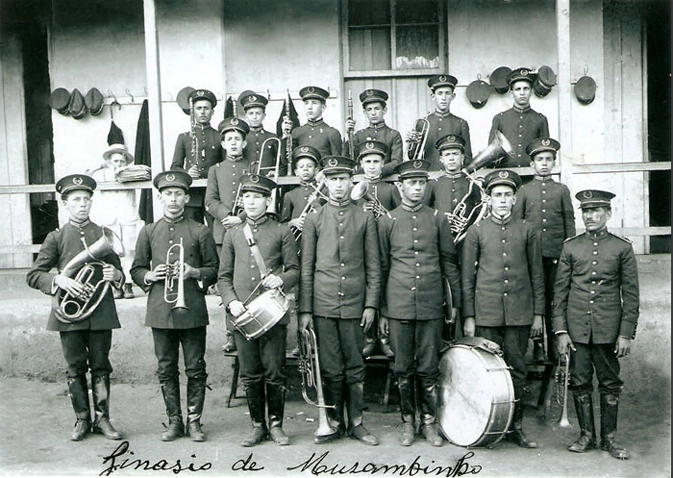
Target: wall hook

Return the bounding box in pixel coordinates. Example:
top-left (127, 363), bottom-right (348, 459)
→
top-left (125, 88), bottom-right (134, 103)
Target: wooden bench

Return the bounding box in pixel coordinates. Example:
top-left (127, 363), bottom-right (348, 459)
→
top-left (223, 351), bottom-right (395, 410)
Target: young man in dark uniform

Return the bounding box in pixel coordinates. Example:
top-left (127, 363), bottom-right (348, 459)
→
top-left (461, 169), bottom-right (544, 448)
top-left (27, 174), bottom-right (124, 442)
top-left (218, 174), bottom-right (299, 447)
top-left (299, 155), bottom-right (381, 446)
top-left (279, 145), bottom-right (323, 234)
top-left (345, 89), bottom-right (403, 177)
top-left (553, 189), bottom-right (639, 460)
top-left (488, 68), bottom-right (549, 168)
top-left (408, 75), bottom-right (472, 170)
top-left (131, 171), bottom-right (218, 442)
top-left (378, 160), bottom-right (462, 447)
top-left (515, 138), bottom-right (575, 362)
top-left (171, 89), bottom-right (223, 228)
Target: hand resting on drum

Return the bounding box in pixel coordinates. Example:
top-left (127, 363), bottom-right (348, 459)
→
top-left (228, 300), bottom-right (247, 317)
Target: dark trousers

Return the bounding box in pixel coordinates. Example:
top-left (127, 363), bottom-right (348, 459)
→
top-left (60, 329), bottom-right (113, 379)
top-left (476, 325), bottom-right (531, 394)
top-left (152, 327), bottom-right (207, 382)
top-left (314, 317), bottom-right (365, 384)
top-left (234, 324), bottom-right (286, 387)
top-left (570, 342), bottom-right (623, 395)
top-left (540, 257), bottom-right (559, 359)
top-left (388, 318), bottom-right (443, 387)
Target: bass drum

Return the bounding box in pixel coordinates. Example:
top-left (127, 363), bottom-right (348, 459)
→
top-left (233, 288), bottom-right (290, 340)
top-left (437, 337), bottom-right (515, 447)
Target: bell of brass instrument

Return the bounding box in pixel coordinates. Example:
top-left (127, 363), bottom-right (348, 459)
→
top-left (256, 137), bottom-right (283, 218)
top-left (297, 326), bottom-right (338, 440)
top-left (291, 178), bottom-right (327, 241)
top-left (350, 179), bottom-right (391, 219)
top-left (56, 227), bottom-right (125, 323)
top-left (557, 352), bottom-right (572, 428)
top-left (164, 238), bottom-right (188, 311)
top-left (406, 118), bottom-right (429, 160)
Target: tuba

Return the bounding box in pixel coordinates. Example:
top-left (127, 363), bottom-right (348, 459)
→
top-left (256, 137), bottom-right (283, 218)
top-left (164, 238), bottom-right (188, 311)
top-left (55, 227), bottom-right (125, 323)
top-left (446, 130), bottom-right (515, 243)
top-left (350, 179), bottom-right (391, 219)
top-left (297, 326), bottom-right (338, 440)
top-left (406, 118), bottom-right (429, 160)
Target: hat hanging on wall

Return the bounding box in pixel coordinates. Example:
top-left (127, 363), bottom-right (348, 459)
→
top-left (575, 75), bottom-right (597, 105)
top-left (49, 88), bottom-right (71, 115)
top-left (489, 66), bottom-right (512, 94)
top-left (85, 88), bottom-right (105, 116)
top-left (533, 65), bottom-right (557, 98)
top-left (68, 88), bottom-right (87, 119)
top-left (466, 77), bottom-right (493, 108)
top-left (176, 86), bottom-right (195, 115)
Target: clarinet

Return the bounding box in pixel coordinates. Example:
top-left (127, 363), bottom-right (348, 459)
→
top-left (347, 90), bottom-right (355, 161)
top-left (285, 90), bottom-right (293, 176)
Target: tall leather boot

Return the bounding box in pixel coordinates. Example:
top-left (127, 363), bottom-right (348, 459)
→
top-left (346, 382), bottom-right (378, 446)
top-left (600, 393), bottom-right (629, 459)
top-left (160, 380), bottom-right (184, 441)
top-left (186, 376), bottom-right (207, 442)
top-left (398, 377), bottom-right (416, 446)
top-left (506, 397), bottom-right (538, 448)
top-left (568, 392), bottom-right (596, 453)
top-left (379, 331), bottom-right (394, 358)
top-left (315, 380), bottom-right (345, 444)
top-left (362, 328), bottom-right (377, 357)
top-left (92, 375), bottom-right (122, 440)
top-left (68, 376), bottom-right (91, 441)
top-left (267, 384), bottom-right (290, 446)
top-left (242, 382), bottom-right (267, 447)
top-left (419, 383), bottom-right (443, 447)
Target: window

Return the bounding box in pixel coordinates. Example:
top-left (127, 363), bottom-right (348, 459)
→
top-left (344, 0), bottom-right (445, 77)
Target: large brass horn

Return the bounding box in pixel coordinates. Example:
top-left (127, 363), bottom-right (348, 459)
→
top-left (350, 179), bottom-right (391, 219)
top-left (55, 227), bottom-right (124, 323)
top-left (406, 118), bottom-right (429, 160)
top-left (464, 130), bottom-right (514, 174)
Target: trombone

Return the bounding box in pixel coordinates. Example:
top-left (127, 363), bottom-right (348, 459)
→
top-left (291, 177), bottom-right (328, 241)
top-left (406, 118), bottom-right (429, 160)
top-left (256, 137), bottom-right (283, 217)
top-left (164, 238), bottom-right (188, 311)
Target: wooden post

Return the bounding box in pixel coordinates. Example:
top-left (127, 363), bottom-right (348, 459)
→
top-left (556, 0), bottom-right (573, 192)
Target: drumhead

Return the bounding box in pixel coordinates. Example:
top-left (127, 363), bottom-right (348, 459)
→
top-left (437, 344), bottom-right (514, 447)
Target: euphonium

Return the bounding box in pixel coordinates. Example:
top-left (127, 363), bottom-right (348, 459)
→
top-left (406, 118), bottom-right (429, 160)
top-left (297, 326), bottom-right (338, 440)
top-left (350, 179), bottom-right (391, 219)
top-left (256, 137), bottom-right (283, 218)
top-left (164, 238), bottom-right (188, 311)
top-left (55, 226), bottom-right (125, 323)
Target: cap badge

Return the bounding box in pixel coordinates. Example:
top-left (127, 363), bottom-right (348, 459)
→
top-left (583, 190), bottom-right (594, 199)
top-left (520, 69), bottom-right (529, 76)
top-left (328, 158), bottom-right (339, 167)
top-left (366, 142), bottom-right (374, 150)
top-left (197, 90), bottom-right (204, 96)
top-left (447, 135), bottom-right (455, 141)
top-left (365, 89), bottom-right (373, 96)
top-left (413, 160), bottom-right (423, 168)
top-left (307, 87), bottom-right (315, 94)
top-left (301, 146), bottom-right (309, 153)
top-left (249, 95), bottom-right (257, 102)
top-left (166, 173), bottom-right (175, 182)
top-left (250, 174), bottom-right (260, 183)
top-left (439, 76), bottom-right (447, 82)
top-left (73, 177), bottom-right (83, 185)
top-left (231, 118), bottom-right (239, 125)
top-left (499, 171), bottom-right (509, 178)
top-left (542, 139), bottom-right (551, 146)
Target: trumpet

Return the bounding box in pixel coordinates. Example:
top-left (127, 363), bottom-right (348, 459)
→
top-left (256, 137), bottom-right (283, 218)
top-left (406, 118), bottom-right (429, 160)
top-left (297, 326), bottom-right (338, 440)
top-left (556, 352), bottom-right (572, 428)
top-left (164, 239), bottom-right (188, 311)
top-left (291, 178), bottom-right (328, 241)
top-left (350, 179), bottom-right (391, 219)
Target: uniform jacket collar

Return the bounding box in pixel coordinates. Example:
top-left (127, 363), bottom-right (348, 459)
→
top-left (327, 198), bottom-right (352, 208)
top-left (401, 202), bottom-right (423, 212)
top-left (163, 215), bottom-right (185, 224)
top-left (68, 219), bottom-right (91, 229)
top-left (307, 118), bottom-right (325, 127)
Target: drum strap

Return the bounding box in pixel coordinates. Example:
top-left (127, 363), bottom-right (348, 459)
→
top-left (243, 223), bottom-right (269, 277)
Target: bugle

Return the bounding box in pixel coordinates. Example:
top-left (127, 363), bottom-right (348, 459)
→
top-left (350, 179), bottom-right (391, 219)
top-left (297, 326), bottom-right (338, 440)
top-left (556, 352), bottom-right (572, 428)
top-left (164, 238), bottom-right (188, 311)
top-left (256, 137), bottom-right (283, 218)
top-left (406, 118), bottom-right (429, 160)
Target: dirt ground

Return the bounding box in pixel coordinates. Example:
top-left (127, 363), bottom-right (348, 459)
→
top-left (0, 373), bottom-right (669, 478)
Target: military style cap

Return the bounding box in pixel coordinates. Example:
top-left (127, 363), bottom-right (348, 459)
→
top-left (533, 65), bottom-right (557, 98)
top-left (239, 173), bottom-right (277, 196)
top-left (153, 170), bottom-right (193, 191)
top-left (103, 144), bottom-right (134, 164)
top-left (427, 74), bottom-right (458, 92)
top-left (483, 169), bottom-right (522, 193)
top-left (49, 88), bottom-right (71, 115)
top-left (292, 145), bottom-right (321, 165)
top-left (176, 86), bottom-right (195, 115)
top-left (320, 156), bottom-right (356, 176)
top-left (435, 134), bottom-right (466, 152)
top-left (356, 140), bottom-right (388, 160)
top-left (507, 67), bottom-right (536, 86)
top-left (395, 159), bottom-right (430, 180)
top-left (56, 174), bottom-right (97, 195)
top-left (189, 89), bottom-right (217, 108)
top-left (466, 79), bottom-right (492, 108)
top-left (68, 89), bottom-right (87, 119)
top-left (575, 76), bottom-right (597, 105)
top-left (490, 66), bottom-right (512, 94)
top-left (299, 86), bottom-right (330, 102)
top-left (218, 117), bottom-right (250, 137)
top-left (575, 189), bottom-right (615, 209)
top-left (359, 89), bottom-right (388, 106)
top-left (240, 92), bottom-right (268, 110)
top-left (526, 138), bottom-right (561, 158)
top-left (84, 88), bottom-right (105, 116)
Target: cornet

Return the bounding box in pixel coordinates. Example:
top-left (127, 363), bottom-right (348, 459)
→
top-left (406, 118), bottom-right (429, 160)
top-left (164, 238), bottom-right (188, 311)
top-left (350, 180), bottom-right (391, 219)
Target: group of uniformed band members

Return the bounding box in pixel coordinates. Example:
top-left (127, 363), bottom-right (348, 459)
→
top-left (27, 68), bottom-right (639, 462)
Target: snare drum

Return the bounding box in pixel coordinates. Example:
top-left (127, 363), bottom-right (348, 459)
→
top-left (437, 337), bottom-right (515, 447)
top-left (233, 288), bottom-right (290, 340)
